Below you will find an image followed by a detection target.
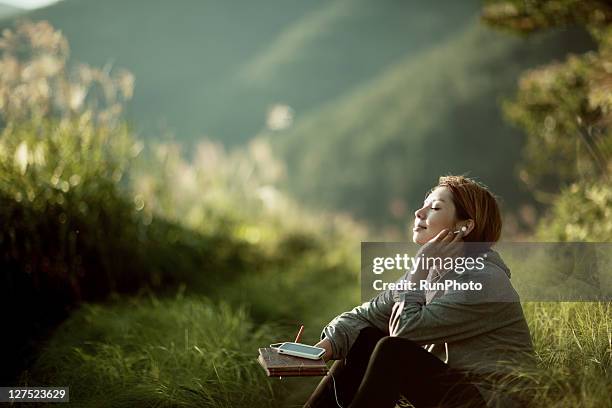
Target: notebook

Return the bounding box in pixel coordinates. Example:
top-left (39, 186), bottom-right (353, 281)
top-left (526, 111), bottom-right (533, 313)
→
top-left (257, 347), bottom-right (328, 377)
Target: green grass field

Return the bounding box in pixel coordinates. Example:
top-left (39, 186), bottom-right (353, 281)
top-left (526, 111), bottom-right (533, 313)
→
top-left (19, 295), bottom-right (290, 407)
top-left (19, 290), bottom-right (610, 407)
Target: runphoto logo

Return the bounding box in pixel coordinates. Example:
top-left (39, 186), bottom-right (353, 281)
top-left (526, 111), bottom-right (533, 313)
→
top-left (372, 254), bottom-right (486, 275)
top-left (372, 279), bottom-right (483, 292)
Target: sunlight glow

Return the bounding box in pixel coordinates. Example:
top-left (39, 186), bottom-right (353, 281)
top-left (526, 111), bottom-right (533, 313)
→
top-left (1, 0), bottom-right (61, 10)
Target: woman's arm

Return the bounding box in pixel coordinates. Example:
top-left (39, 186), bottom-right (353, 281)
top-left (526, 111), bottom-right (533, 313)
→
top-left (318, 289), bottom-right (394, 360)
top-left (316, 230), bottom-right (458, 360)
top-left (390, 266), bottom-right (522, 344)
top-left (313, 338), bottom-right (333, 362)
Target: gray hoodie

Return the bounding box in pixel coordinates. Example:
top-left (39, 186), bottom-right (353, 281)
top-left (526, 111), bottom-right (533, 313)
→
top-left (320, 249), bottom-right (536, 408)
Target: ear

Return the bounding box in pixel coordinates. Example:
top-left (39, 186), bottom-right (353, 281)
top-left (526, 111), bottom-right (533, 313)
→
top-left (457, 220), bottom-right (475, 237)
top-left (464, 219), bottom-right (475, 237)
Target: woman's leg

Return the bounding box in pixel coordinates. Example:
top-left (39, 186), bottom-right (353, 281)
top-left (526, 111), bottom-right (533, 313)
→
top-left (348, 336), bottom-right (488, 408)
top-left (304, 327), bottom-right (387, 408)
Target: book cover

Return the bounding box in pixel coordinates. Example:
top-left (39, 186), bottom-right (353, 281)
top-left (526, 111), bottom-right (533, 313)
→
top-left (257, 347), bottom-right (328, 377)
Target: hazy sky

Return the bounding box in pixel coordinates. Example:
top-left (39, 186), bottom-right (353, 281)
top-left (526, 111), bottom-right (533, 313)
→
top-left (1, 0), bottom-right (60, 9)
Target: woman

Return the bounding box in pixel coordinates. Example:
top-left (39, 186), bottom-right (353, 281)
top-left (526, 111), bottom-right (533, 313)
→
top-left (304, 175), bottom-right (535, 408)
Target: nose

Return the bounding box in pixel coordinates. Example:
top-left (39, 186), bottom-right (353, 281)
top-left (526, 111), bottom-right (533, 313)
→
top-left (414, 205), bottom-right (426, 220)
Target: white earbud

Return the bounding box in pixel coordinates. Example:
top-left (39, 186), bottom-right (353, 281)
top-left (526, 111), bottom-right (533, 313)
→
top-left (453, 225), bottom-right (468, 234)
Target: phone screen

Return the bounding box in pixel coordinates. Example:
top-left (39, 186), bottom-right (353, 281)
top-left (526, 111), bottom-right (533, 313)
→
top-left (279, 343), bottom-right (324, 356)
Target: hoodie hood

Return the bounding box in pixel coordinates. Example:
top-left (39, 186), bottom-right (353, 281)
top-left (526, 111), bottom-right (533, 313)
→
top-left (482, 248), bottom-right (511, 278)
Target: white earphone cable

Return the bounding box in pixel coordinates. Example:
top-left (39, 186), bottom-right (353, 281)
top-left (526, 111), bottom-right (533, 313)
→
top-left (329, 371), bottom-right (344, 408)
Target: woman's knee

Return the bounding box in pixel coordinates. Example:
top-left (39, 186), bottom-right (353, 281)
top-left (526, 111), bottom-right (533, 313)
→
top-left (365, 336), bottom-right (396, 365)
top-left (346, 327), bottom-right (387, 361)
top-left (371, 336), bottom-right (427, 363)
top-left (359, 326), bottom-right (386, 340)
top-left (373, 335), bottom-right (410, 353)
top-left (351, 327), bottom-right (387, 350)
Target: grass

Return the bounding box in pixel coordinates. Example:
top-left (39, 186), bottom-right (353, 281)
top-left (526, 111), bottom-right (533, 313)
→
top-left (18, 290), bottom-right (611, 407)
top-left (519, 301), bottom-right (612, 408)
top-left (19, 294), bottom-right (295, 408)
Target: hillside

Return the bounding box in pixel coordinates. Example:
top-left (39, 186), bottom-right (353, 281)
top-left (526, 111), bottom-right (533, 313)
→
top-left (0, 2), bottom-right (22, 18)
top-left (268, 19), bottom-right (592, 226)
top-left (2, 0), bottom-right (480, 145)
top-left (0, 0), bottom-right (592, 226)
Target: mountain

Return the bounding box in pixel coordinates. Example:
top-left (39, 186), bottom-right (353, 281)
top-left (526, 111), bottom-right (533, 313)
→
top-left (1, 0), bottom-right (480, 145)
top-left (0, 0), bottom-right (593, 226)
top-left (267, 19), bottom-right (591, 226)
top-left (0, 2), bottom-right (23, 18)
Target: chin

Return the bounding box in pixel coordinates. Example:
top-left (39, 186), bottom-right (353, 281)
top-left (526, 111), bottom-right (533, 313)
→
top-left (412, 232), bottom-right (428, 245)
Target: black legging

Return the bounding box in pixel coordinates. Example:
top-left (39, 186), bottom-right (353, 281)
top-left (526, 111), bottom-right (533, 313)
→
top-left (304, 327), bottom-right (488, 408)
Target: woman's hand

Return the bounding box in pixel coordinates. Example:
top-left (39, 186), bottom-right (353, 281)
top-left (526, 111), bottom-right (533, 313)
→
top-left (314, 338), bottom-right (333, 362)
top-left (408, 228), bottom-right (464, 284)
top-left (416, 228), bottom-right (465, 263)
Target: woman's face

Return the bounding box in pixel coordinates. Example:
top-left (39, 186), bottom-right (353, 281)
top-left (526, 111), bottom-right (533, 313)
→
top-left (412, 186), bottom-right (458, 245)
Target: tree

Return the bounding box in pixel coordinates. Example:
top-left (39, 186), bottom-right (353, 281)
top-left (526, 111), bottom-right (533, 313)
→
top-left (482, 0), bottom-right (612, 241)
top-left (482, 0), bottom-right (611, 198)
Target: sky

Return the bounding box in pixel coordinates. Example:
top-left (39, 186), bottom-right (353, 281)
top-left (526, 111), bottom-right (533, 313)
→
top-left (1, 0), bottom-right (60, 9)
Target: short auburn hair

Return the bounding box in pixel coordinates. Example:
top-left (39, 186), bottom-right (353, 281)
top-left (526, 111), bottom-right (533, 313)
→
top-left (431, 175), bottom-right (502, 243)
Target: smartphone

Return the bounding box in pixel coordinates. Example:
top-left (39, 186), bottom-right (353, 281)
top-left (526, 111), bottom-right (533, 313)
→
top-left (275, 342), bottom-right (325, 360)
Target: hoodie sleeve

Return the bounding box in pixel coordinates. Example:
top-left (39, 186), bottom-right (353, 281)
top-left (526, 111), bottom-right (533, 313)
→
top-left (391, 266), bottom-right (522, 345)
top-left (320, 289), bottom-right (394, 360)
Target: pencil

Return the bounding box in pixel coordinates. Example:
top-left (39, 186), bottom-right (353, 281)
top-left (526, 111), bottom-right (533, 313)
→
top-left (294, 324), bottom-right (304, 343)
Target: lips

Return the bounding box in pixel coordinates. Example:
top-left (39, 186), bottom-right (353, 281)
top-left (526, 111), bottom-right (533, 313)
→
top-left (413, 225), bottom-right (427, 232)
